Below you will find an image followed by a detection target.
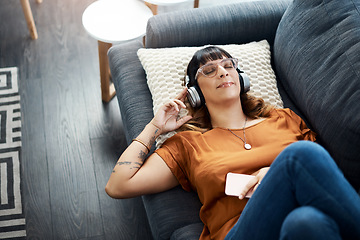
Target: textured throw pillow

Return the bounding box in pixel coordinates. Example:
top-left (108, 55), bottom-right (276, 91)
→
top-left (138, 40), bottom-right (283, 148)
top-left (274, 0), bottom-right (360, 189)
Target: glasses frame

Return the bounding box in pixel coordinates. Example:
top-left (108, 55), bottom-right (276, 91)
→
top-left (195, 58), bottom-right (239, 80)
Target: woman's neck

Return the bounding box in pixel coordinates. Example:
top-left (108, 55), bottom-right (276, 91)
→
top-left (207, 100), bottom-right (247, 129)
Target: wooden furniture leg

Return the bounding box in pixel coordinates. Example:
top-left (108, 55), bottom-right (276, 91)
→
top-left (143, 36), bottom-right (146, 47)
top-left (194, 0), bottom-right (199, 8)
top-left (20, 0), bottom-right (38, 39)
top-left (144, 2), bottom-right (158, 15)
top-left (98, 41), bottom-right (116, 102)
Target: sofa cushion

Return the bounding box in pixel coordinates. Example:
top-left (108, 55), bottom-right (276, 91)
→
top-left (137, 40), bottom-right (283, 148)
top-left (274, 0), bottom-right (360, 189)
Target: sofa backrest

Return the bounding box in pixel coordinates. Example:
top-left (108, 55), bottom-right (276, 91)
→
top-left (274, 0), bottom-right (360, 190)
top-left (145, 0), bottom-right (290, 48)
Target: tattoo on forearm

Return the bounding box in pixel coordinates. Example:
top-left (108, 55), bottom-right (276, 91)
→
top-left (112, 129), bottom-right (160, 174)
top-left (130, 162), bottom-right (142, 170)
top-left (149, 135), bottom-right (157, 147)
top-left (147, 129), bottom-right (159, 147)
top-left (116, 161), bottom-right (131, 166)
top-left (112, 161), bottom-right (131, 173)
top-left (112, 160), bottom-right (143, 172)
top-left (138, 150), bottom-right (147, 161)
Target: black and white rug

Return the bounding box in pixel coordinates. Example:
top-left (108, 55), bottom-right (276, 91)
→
top-left (0, 67), bottom-right (25, 239)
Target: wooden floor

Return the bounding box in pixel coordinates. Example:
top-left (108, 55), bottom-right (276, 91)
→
top-left (0, 0), bottom-right (152, 239)
top-left (0, 0), bottom-right (244, 239)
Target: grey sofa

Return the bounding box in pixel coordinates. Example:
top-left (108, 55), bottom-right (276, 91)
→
top-left (108, 0), bottom-right (360, 239)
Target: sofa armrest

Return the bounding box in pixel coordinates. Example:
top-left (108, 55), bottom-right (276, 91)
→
top-left (108, 38), bottom-right (154, 144)
top-left (170, 222), bottom-right (204, 240)
top-left (145, 0), bottom-right (291, 48)
top-left (143, 187), bottom-right (202, 240)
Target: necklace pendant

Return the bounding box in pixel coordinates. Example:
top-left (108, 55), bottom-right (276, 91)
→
top-left (244, 143), bottom-right (252, 150)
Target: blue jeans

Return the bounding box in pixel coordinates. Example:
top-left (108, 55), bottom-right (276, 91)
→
top-left (225, 141), bottom-right (360, 240)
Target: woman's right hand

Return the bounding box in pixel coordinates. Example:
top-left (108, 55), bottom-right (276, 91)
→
top-left (151, 88), bottom-right (193, 135)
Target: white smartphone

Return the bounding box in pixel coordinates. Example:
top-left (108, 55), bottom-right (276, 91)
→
top-left (225, 172), bottom-right (255, 198)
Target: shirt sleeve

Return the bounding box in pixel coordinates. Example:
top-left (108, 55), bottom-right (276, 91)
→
top-left (155, 134), bottom-right (193, 192)
top-left (282, 108), bottom-right (317, 142)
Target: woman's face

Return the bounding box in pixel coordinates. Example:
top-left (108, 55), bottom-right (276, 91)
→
top-left (196, 57), bottom-right (241, 107)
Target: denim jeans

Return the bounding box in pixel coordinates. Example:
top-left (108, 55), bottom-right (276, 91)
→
top-left (225, 141), bottom-right (360, 240)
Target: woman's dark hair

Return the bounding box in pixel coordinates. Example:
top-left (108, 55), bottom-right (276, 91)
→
top-left (180, 46), bottom-right (274, 133)
top-left (186, 46), bottom-right (233, 87)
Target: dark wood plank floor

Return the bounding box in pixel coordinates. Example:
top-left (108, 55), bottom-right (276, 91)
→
top-left (0, 0), bottom-right (153, 239)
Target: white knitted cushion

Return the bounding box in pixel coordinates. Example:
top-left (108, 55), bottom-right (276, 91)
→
top-left (137, 40), bottom-right (283, 148)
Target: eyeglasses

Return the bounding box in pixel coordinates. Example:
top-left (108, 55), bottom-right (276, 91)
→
top-left (195, 58), bottom-right (238, 80)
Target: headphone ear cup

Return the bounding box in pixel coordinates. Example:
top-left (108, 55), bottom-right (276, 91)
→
top-left (237, 69), bottom-right (251, 94)
top-left (187, 85), bottom-right (205, 108)
top-left (239, 72), bottom-right (250, 93)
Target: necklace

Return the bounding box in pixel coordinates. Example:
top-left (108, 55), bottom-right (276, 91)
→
top-left (228, 117), bottom-right (252, 150)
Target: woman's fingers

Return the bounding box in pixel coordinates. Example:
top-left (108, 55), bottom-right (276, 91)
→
top-left (239, 177), bottom-right (258, 200)
top-left (165, 88), bottom-right (188, 111)
top-left (175, 87), bottom-right (188, 102)
top-left (153, 88), bottom-right (191, 133)
top-left (164, 99), bottom-right (187, 112)
top-left (173, 99), bottom-right (187, 109)
top-left (176, 115), bottom-right (193, 127)
top-left (238, 167), bottom-right (270, 200)
top-left (165, 101), bottom-right (179, 112)
top-left (253, 181), bottom-right (261, 192)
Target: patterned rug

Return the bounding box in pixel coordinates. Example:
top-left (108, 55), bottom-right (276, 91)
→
top-left (0, 67), bottom-right (25, 239)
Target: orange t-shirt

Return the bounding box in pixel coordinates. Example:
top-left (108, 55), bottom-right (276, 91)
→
top-left (155, 108), bottom-right (316, 240)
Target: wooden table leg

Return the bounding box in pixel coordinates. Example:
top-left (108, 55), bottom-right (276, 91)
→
top-left (144, 1), bottom-right (158, 15)
top-left (194, 0), bottom-right (199, 8)
top-left (98, 41), bottom-right (116, 102)
top-left (20, 0), bottom-right (38, 40)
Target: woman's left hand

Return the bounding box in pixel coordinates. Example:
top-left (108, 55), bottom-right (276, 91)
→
top-left (239, 167), bottom-right (270, 200)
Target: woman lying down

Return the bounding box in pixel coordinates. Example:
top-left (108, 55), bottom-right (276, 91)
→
top-left (106, 46), bottom-right (360, 240)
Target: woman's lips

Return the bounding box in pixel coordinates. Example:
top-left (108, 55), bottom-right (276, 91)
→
top-left (217, 82), bottom-right (234, 88)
